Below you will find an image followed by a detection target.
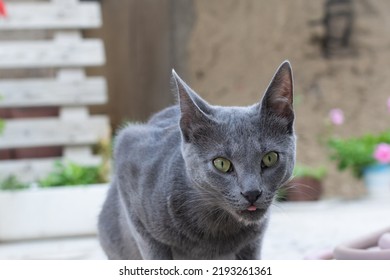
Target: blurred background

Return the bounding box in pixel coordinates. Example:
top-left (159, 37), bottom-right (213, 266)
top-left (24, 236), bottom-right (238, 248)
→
top-left (0, 0), bottom-right (389, 259)
top-left (96, 0), bottom-right (390, 198)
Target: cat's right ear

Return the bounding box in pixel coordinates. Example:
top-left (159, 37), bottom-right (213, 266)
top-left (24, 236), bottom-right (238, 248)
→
top-left (171, 69), bottom-right (214, 142)
top-left (260, 61), bottom-right (294, 134)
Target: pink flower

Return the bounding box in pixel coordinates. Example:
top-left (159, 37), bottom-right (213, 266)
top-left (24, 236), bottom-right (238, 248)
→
top-left (329, 108), bottom-right (344, 125)
top-left (373, 143), bottom-right (390, 164)
top-left (0, 0), bottom-right (7, 17)
top-left (387, 97), bottom-right (390, 113)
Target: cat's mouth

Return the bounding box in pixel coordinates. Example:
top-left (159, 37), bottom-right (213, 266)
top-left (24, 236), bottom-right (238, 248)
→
top-left (237, 205), bottom-right (265, 220)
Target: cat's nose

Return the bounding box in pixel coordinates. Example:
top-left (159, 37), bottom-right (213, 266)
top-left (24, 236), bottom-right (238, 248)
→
top-left (241, 190), bottom-right (262, 204)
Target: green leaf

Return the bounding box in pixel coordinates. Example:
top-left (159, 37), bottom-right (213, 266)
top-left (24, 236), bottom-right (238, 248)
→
top-left (327, 130), bottom-right (390, 178)
top-left (0, 176), bottom-right (29, 191)
top-left (293, 165), bottom-right (327, 180)
top-left (39, 161), bottom-right (106, 187)
top-left (0, 119), bottom-right (4, 135)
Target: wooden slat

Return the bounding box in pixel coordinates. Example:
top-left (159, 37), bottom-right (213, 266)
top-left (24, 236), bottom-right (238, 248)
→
top-left (0, 77), bottom-right (107, 107)
top-left (0, 116), bottom-right (110, 149)
top-left (60, 106), bottom-right (94, 159)
top-left (100, 0), bottom-right (174, 126)
top-left (0, 156), bottom-right (103, 182)
top-left (0, 2), bottom-right (101, 30)
top-left (0, 39), bottom-right (105, 69)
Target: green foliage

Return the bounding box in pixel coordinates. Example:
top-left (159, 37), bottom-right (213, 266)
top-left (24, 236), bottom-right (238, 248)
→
top-left (327, 130), bottom-right (390, 178)
top-left (0, 161), bottom-right (108, 191)
top-left (0, 136), bottom-right (111, 190)
top-left (293, 165), bottom-right (327, 180)
top-left (0, 118), bottom-right (4, 135)
top-left (39, 161), bottom-right (107, 188)
top-left (276, 165), bottom-right (326, 202)
top-left (0, 175), bottom-right (29, 191)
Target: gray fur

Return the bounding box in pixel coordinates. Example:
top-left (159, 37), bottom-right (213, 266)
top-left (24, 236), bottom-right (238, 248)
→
top-left (98, 61), bottom-right (296, 260)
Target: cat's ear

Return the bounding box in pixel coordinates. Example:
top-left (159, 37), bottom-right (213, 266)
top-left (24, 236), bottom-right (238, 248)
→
top-left (171, 70), bottom-right (214, 142)
top-left (260, 61), bottom-right (294, 133)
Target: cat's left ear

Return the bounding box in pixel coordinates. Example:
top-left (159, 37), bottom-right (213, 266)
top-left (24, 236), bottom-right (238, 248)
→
top-left (260, 61), bottom-right (294, 132)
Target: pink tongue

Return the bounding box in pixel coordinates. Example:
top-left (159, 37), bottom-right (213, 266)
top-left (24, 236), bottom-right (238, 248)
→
top-left (247, 205), bottom-right (257, 212)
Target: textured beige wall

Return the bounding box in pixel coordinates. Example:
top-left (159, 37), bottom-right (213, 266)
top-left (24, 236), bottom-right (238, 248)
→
top-left (187, 0), bottom-right (390, 197)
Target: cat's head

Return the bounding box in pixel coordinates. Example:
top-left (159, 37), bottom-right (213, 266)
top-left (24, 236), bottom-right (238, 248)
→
top-left (172, 61), bottom-right (296, 224)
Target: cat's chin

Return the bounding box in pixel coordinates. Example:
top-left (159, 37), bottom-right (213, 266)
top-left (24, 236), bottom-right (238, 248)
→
top-left (235, 208), bottom-right (266, 224)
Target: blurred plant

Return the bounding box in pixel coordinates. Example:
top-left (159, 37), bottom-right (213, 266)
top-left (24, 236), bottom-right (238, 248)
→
top-left (327, 96), bottom-right (390, 179)
top-left (0, 0), bottom-right (7, 18)
top-left (0, 136), bottom-right (111, 190)
top-left (329, 108), bottom-right (344, 125)
top-left (0, 118), bottom-right (4, 135)
top-left (43, 137), bottom-right (113, 187)
top-left (94, 138), bottom-right (112, 183)
top-left (293, 164), bottom-right (327, 180)
top-left (276, 165), bottom-right (326, 202)
top-left (39, 161), bottom-right (107, 188)
top-left (0, 175), bottom-right (29, 191)
top-left (318, 108), bottom-right (345, 146)
top-left (387, 97), bottom-right (390, 113)
top-left (373, 143), bottom-right (390, 164)
top-left (328, 130), bottom-right (390, 178)
top-left (1, 161), bottom-right (109, 190)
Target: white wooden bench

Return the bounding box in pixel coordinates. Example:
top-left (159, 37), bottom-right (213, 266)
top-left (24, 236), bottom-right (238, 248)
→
top-left (0, 0), bottom-right (110, 183)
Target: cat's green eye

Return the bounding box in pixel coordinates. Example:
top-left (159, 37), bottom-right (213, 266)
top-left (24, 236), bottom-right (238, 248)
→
top-left (262, 152), bottom-right (279, 168)
top-left (213, 157), bottom-right (233, 173)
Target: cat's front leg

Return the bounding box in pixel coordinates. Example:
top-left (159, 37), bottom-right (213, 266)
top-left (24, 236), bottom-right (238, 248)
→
top-left (126, 212), bottom-right (173, 259)
top-left (235, 239), bottom-right (262, 260)
top-left (133, 229), bottom-right (173, 260)
top-left (138, 239), bottom-right (173, 260)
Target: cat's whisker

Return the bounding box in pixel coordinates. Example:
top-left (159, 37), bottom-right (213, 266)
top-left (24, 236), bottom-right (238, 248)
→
top-left (279, 182), bottom-right (319, 201)
top-left (270, 200), bottom-right (288, 214)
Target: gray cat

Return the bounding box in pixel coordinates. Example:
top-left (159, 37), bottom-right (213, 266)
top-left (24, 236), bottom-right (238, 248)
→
top-left (98, 61), bottom-right (296, 260)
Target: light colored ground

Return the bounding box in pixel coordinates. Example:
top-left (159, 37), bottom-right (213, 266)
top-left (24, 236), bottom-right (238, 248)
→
top-left (263, 195), bottom-right (390, 259)
top-left (1, 192), bottom-right (389, 260)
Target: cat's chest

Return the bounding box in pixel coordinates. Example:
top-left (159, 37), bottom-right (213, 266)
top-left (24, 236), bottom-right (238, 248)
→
top-left (172, 249), bottom-right (235, 260)
top-left (170, 225), bottom-right (260, 259)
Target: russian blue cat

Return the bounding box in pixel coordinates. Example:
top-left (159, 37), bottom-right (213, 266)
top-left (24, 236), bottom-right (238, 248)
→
top-left (98, 61), bottom-right (296, 259)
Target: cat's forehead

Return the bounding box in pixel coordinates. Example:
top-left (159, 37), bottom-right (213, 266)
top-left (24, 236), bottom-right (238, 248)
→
top-left (210, 105), bottom-right (291, 145)
top-left (211, 105), bottom-right (258, 124)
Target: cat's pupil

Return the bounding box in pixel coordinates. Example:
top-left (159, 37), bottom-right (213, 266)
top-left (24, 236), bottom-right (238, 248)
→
top-left (213, 158), bottom-right (232, 173)
top-left (262, 152), bottom-right (278, 168)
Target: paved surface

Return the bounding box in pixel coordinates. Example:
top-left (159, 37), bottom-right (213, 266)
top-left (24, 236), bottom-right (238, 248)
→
top-left (0, 194), bottom-right (389, 260)
top-left (263, 195), bottom-right (390, 259)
